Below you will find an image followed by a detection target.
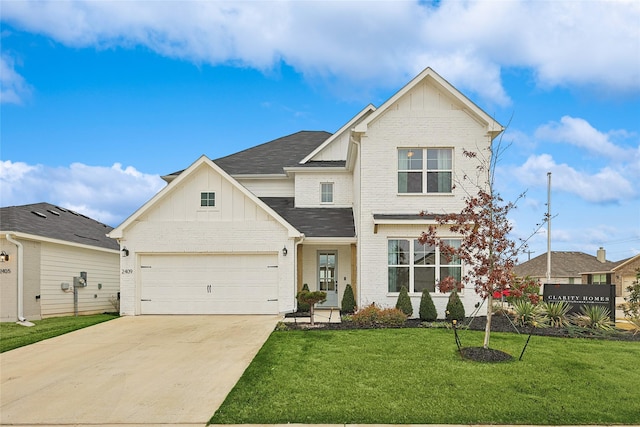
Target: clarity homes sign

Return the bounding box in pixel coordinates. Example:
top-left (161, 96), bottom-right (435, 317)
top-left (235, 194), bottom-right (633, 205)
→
top-left (543, 284), bottom-right (616, 322)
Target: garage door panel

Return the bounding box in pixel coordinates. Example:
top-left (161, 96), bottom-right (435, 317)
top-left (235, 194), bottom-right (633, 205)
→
top-left (140, 254), bottom-right (279, 314)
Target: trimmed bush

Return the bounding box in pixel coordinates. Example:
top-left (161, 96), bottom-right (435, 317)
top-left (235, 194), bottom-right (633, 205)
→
top-left (379, 308), bottom-right (408, 326)
top-left (351, 303), bottom-right (379, 327)
top-left (350, 303), bottom-right (407, 327)
top-left (419, 289), bottom-right (438, 321)
top-left (341, 284), bottom-right (356, 314)
top-left (445, 291), bottom-right (465, 322)
top-left (395, 286), bottom-right (413, 317)
top-left (297, 283), bottom-right (310, 312)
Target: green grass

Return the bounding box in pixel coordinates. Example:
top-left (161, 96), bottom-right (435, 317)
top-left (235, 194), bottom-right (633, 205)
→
top-left (210, 328), bottom-right (640, 424)
top-left (0, 313), bottom-right (119, 353)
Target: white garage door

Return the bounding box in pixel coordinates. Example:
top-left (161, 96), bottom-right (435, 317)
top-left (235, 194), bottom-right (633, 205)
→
top-left (139, 253), bottom-right (279, 314)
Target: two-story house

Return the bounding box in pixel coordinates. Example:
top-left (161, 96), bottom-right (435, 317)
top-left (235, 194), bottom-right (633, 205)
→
top-left (109, 68), bottom-right (503, 318)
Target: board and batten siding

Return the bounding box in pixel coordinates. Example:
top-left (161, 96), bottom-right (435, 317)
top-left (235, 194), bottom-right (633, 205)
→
top-left (39, 242), bottom-right (119, 318)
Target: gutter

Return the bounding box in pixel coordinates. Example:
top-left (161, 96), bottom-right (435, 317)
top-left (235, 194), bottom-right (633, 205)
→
top-left (5, 233), bottom-right (34, 326)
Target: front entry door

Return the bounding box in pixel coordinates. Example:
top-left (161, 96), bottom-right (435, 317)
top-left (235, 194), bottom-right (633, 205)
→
top-left (317, 251), bottom-right (338, 307)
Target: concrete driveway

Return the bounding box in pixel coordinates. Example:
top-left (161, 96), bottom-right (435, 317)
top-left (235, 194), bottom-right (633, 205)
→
top-left (0, 315), bottom-right (280, 426)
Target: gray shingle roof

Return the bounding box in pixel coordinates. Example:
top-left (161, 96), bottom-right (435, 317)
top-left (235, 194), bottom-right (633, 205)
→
top-left (165, 131), bottom-right (335, 178)
top-left (214, 131), bottom-right (332, 174)
top-left (261, 197), bottom-right (355, 238)
top-left (0, 203), bottom-right (119, 251)
top-left (513, 251), bottom-right (621, 278)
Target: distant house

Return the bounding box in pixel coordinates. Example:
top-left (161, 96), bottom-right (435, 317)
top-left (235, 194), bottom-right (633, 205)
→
top-left (109, 67), bottom-right (504, 318)
top-left (0, 203), bottom-right (120, 322)
top-left (513, 248), bottom-right (640, 301)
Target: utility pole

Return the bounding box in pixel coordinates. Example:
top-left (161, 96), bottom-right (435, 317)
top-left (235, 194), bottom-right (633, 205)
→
top-left (546, 172), bottom-right (552, 283)
top-left (525, 250), bottom-right (535, 261)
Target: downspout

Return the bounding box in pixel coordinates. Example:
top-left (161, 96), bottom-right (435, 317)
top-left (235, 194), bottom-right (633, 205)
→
top-left (6, 233), bottom-right (33, 326)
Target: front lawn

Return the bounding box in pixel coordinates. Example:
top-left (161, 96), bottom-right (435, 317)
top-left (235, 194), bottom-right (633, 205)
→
top-left (0, 313), bottom-right (119, 353)
top-left (210, 328), bottom-right (640, 424)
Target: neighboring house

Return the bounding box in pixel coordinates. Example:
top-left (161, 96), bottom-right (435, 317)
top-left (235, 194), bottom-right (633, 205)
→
top-left (109, 67), bottom-right (504, 318)
top-left (513, 248), bottom-right (640, 300)
top-left (0, 203), bottom-right (120, 322)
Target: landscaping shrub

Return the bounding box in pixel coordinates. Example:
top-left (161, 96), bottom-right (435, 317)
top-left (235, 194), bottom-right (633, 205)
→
top-left (351, 303), bottom-right (380, 327)
top-left (297, 283), bottom-right (310, 312)
top-left (541, 301), bottom-right (571, 328)
top-left (622, 271), bottom-right (640, 335)
top-left (341, 284), bottom-right (356, 314)
top-left (445, 291), bottom-right (465, 322)
top-left (570, 305), bottom-right (614, 330)
top-left (395, 286), bottom-right (413, 317)
top-left (379, 308), bottom-right (408, 326)
top-left (351, 303), bottom-right (407, 327)
top-left (512, 299), bottom-right (544, 327)
top-left (419, 289), bottom-right (438, 321)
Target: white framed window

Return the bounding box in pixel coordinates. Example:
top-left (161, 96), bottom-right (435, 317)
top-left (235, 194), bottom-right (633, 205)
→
top-left (388, 238), bottom-right (461, 293)
top-left (321, 182), bottom-right (334, 204)
top-left (200, 192), bottom-right (216, 207)
top-left (398, 148), bottom-right (452, 194)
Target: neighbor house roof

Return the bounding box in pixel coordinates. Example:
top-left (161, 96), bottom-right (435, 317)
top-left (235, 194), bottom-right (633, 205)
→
top-left (260, 197), bottom-right (355, 238)
top-left (0, 203), bottom-right (118, 250)
top-left (163, 131), bottom-right (333, 180)
top-left (513, 251), bottom-right (620, 278)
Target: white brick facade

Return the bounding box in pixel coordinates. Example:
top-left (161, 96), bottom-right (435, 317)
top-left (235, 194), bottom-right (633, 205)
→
top-left (110, 68), bottom-right (502, 318)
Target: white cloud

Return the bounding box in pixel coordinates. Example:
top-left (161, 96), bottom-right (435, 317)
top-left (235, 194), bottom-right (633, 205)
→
top-left (0, 54), bottom-right (32, 104)
top-left (510, 153), bottom-right (636, 204)
top-left (535, 116), bottom-right (635, 161)
top-left (0, 160), bottom-right (165, 226)
top-left (2, 0), bottom-right (638, 106)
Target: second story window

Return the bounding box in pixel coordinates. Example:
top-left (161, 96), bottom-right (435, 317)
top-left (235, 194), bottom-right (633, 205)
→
top-left (398, 148), bottom-right (452, 194)
top-left (321, 182), bottom-right (334, 204)
top-left (200, 192), bottom-right (216, 207)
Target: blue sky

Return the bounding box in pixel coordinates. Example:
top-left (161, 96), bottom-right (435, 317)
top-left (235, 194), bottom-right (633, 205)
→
top-left (1, 0), bottom-right (639, 261)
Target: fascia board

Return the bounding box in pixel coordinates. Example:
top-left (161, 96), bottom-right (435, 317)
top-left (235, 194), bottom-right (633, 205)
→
top-left (354, 67), bottom-right (504, 137)
top-left (2, 231), bottom-right (120, 254)
top-left (283, 166), bottom-right (347, 173)
top-left (300, 104), bottom-right (376, 164)
top-left (302, 236), bottom-right (357, 244)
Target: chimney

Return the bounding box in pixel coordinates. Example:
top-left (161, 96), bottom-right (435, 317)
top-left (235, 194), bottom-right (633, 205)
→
top-left (597, 247), bottom-right (606, 263)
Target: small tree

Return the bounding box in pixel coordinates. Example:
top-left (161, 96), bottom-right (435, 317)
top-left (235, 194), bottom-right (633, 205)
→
top-left (341, 284), bottom-right (356, 314)
top-left (395, 286), bottom-right (413, 317)
top-left (297, 283), bottom-right (310, 313)
top-left (622, 269), bottom-right (640, 334)
top-left (445, 291), bottom-right (465, 322)
top-left (419, 288), bottom-right (438, 321)
top-left (419, 139), bottom-right (546, 349)
top-left (296, 290), bottom-right (326, 326)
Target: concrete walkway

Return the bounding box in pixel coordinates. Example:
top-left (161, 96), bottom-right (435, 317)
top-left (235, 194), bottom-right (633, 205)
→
top-left (0, 315), bottom-right (280, 426)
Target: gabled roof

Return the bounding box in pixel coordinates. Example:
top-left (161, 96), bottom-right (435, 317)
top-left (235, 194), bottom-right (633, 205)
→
top-left (354, 67), bottom-right (503, 138)
top-left (513, 251), bottom-right (620, 278)
top-left (300, 104), bottom-right (376, 164)
top-left (261, 197), bottom-right (355, 238)
top-left (0, 203), bottom-right (118, 251)
top-left (110, 156), bottom-right (302, 239)
top-left (163, 131), bottom-right (332, 180)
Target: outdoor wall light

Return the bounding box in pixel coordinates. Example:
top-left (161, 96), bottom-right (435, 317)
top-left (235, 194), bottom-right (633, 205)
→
top-left (0, 251), bottom-right (8, 262)
top-left (282, 246), bottom-right (288, 256)
top-left (122, 247), bottom-right (129, 257)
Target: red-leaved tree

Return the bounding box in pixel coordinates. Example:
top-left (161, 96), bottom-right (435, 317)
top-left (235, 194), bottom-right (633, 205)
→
top-left (419, 146), bottom-right (542, 350)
